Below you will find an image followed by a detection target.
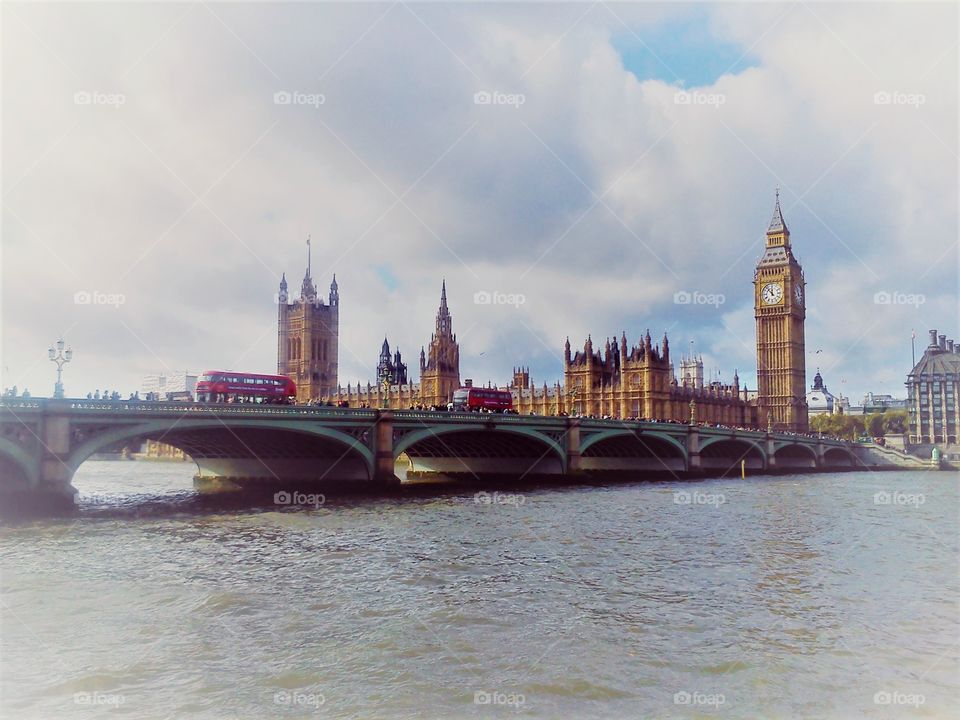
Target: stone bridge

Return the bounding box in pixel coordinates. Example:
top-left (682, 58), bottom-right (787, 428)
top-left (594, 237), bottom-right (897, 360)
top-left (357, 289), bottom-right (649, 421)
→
top-left (0, 399), bottom-right (869, 511)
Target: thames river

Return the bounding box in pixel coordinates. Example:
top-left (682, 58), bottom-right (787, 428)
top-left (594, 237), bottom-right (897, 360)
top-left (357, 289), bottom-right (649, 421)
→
top-left (1, 462), bottom-right (957, 719)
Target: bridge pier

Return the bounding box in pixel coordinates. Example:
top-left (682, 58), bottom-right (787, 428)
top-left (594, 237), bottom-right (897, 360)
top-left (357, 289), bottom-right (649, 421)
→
top-left (686, 425), bottom-right (700, 471)
top-left (373, 410), bottom-right (400, 487)
top-left (566, 418), bottom-right (583, 475)
top-left (765, 433), bottom-right (776, 471)
top-left (0, 401), bottom-right (77, 515)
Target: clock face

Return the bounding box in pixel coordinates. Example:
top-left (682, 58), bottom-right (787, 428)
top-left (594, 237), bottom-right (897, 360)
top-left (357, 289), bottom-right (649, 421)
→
top-left (794, 285), bottom-right (803, 305)
top-left (761, 282), bottom-right (784, 305)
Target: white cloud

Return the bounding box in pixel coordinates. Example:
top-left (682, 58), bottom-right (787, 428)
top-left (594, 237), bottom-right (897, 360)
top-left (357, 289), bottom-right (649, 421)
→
top-left (2, 2), bottom-right (956, 403)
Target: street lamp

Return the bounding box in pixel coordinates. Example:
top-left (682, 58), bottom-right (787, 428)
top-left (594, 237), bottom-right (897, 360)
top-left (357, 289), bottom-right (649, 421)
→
top-left (48, 338), bottom-right (73, 399)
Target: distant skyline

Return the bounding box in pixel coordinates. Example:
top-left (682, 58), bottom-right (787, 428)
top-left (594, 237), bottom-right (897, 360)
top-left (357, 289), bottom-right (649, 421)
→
top-left (2, 2), bottom-right (957, 402)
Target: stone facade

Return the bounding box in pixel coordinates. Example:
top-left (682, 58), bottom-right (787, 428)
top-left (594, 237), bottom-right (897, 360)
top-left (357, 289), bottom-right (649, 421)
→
top-left (906, 330), bottom-right (960, 444)
top-left (277, 241), bottom-right (339, 403)
top-left (754, 191), bottom-right (808, 432)
top-left (279, 193), bottom-right (808, 426)
top-left (505, 331), bottom-right (755, 425)
top-left (317, 283), bottom-right (460, 409)
top-left (377, 338), bottom-right (408, 386)
top-left (417, 281), bottom-right (461, 407)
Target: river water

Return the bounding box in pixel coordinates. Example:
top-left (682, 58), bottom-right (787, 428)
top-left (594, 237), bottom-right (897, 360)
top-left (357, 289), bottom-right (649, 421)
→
top-left (1, 462), bottom-right (957, 719)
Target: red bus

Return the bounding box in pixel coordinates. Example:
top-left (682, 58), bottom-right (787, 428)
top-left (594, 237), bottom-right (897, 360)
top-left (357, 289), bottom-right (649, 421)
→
top-left (195, 371), bottom-right (296, 404)
top-left (452, 387), bottom-right (514, 412)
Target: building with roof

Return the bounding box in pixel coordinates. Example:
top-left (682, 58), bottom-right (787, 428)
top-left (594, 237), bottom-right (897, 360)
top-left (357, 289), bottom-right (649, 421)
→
top-left (861, 393), bottom-right (908, 413)
top-left (277, 238), bottom-right (339, 403)
top-left (906, 330), bottom-right (960, 444)
top-left (377, 338), bottom-right (408, 387)
top-left (754, 189), bottom-right (808, 432)
top-left (140, 371), bottom-right (197, 401)
top-left (806, 370), bottom-right (839, 416)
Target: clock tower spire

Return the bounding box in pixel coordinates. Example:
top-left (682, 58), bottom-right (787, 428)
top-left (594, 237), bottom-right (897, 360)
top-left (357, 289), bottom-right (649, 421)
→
top-left (754, 188), bottom-right (808, 432)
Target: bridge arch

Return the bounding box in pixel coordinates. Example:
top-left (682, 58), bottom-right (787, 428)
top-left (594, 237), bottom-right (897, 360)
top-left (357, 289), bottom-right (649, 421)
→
top-left (67, 419), bottom-right (376, 483)
top-left (823, 446), bottom-right (857, 467)
top-left (773, 442), bottom-right (819, 469)
top-left (0, 435), bottom-right (38, 487)
top-left (395, 424), bottom-right (566, 476)
top-left (579, 429), bottom-right (687, 472)
top-left (699, 436), bottom-right (767, 471)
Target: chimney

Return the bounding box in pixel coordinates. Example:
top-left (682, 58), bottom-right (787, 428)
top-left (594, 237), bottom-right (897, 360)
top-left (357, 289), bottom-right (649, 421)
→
top-left (948, 339), bottom-right (955, 353)
top-left (939, 334), bottom-right (947, 350)
top-left (929, 329), bottom-right (939, 347)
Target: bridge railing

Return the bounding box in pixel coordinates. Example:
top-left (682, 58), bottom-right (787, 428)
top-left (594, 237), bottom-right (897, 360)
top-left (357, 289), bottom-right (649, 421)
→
top-left (0, 398), bottom-right (380, 419)
top-left (0, 399), bottom-right (853, 447)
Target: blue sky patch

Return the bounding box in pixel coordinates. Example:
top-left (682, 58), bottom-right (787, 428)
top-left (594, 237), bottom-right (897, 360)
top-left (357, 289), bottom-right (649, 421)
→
top-left (374, 264), bottom-right (400, 292)
top-left (613, 12), bottom-right (757, 87)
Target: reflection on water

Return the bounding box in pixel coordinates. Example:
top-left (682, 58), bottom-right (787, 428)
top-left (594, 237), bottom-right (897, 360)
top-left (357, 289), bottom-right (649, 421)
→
top-left (1, 461), bottom-right (957, 719)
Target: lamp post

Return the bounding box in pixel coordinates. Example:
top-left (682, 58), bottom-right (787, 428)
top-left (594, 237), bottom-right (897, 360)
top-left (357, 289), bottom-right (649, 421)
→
top-left (48, 339), bottom-right (73, 399)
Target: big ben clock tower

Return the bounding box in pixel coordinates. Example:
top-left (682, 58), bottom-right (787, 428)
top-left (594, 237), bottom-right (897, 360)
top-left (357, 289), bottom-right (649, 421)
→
top-left (754, 189), bottom-right (808, 432)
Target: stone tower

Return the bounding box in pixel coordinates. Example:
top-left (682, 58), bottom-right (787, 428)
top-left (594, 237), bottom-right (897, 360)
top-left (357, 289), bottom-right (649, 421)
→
top-left (278, 238), bottom-right (339, 402)
top-left (377, 337), bottom-right (408, 386)
top-left (419, 281), bottom-right (460, 407)
top-left (754, 190), bottom-right (808, 432)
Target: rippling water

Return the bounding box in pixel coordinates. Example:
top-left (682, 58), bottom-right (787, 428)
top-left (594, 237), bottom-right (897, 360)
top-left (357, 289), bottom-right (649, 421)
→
top-left (1, 462), bottom-right (958, 718)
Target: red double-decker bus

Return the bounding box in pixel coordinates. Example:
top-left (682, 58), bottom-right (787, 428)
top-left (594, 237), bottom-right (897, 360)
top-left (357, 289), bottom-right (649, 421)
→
top-left (452, 387), bottom-right (514, 412)
top-left (195, 371), bottom-right (296, 404)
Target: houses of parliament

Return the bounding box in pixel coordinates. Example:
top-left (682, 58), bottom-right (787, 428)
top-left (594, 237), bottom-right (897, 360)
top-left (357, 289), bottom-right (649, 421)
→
top-left (277, 192), bottom-right (809, 432)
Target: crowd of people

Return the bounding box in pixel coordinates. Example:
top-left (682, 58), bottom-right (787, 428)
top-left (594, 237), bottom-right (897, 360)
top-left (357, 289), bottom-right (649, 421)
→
top-left (2, 386), bottom-right (30, 398)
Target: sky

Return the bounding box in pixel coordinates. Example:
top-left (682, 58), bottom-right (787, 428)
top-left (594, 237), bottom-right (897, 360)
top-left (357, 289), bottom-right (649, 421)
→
top-left (2, 1), bottom-right (957, 404)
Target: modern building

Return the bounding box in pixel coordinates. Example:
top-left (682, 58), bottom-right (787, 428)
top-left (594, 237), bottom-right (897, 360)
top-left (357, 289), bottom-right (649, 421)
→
top-left (754, 190), bottom-right (808, 432)
top-left (140, 371), bottom-right (197, 400)
top-left (861, 393), bottom-right (908, 413)
top-left (277, 240), bottom-right (339, 403)
top-left (906, 330), bottom-right (960, 444)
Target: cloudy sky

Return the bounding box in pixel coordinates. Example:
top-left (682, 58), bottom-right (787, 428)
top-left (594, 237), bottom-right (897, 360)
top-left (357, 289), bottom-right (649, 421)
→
top-left (3, 1), bottom-right (957, 403)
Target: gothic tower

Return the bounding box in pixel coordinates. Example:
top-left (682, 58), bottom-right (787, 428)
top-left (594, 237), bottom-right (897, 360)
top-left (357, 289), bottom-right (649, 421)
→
top-left (754, 190), bottom-right (808, 431)
top-left (278, 238), bottom-right (339, 402)
top-left (419, 281), bottom-right (460, 406)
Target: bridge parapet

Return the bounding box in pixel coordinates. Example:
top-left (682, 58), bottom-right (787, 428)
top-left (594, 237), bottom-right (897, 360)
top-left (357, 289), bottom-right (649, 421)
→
top-left (0, 399), bottom-right (905, 517)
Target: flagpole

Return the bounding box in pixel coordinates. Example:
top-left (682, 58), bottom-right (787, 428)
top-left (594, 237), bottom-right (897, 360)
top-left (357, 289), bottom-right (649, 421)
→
top-left (911, 330), bottom-right (916, 368)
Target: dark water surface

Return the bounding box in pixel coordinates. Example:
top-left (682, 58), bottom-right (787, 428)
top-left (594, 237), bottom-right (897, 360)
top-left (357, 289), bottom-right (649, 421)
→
top-left (1, 462), bottom-right (957, 719)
